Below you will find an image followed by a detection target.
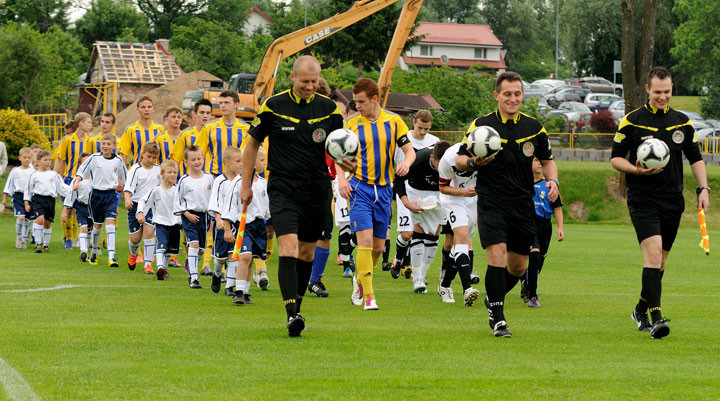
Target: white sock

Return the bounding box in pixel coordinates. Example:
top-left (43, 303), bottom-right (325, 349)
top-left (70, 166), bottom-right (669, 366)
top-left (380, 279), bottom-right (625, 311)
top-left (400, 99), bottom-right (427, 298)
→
top-left (409, 236), bottom-right (425, 278)
top-left (33, 223), bottom-right (43, 245)
top-left (129, 240), bottom-right (140, 256)
top-left (243, 280), bottom-right (251, 293)
top-left (143, 238), bottom-right (155, 266)
top-left (79, 232), bottom-right (88, 252)
top-left (213, 259), bottom-right (225, 277)
top-left (15, 219), bottom-right (22, 239)
top-left (188, 247), bottom-right (199, 280)
top-left (106, 224), bottom-right (116, 259)
top-left (226, 259), bottom-right (237, 288)
top-left (21, 220), bottom-right (30, 240)
top-left (156, 251), bottom-right (166, 269)
top-left (42, 228), bottom-right (52, 247)
top-left (238, 280), bottom-right (248, 293)
top-left (421, 238), bottom-right (439, 279)
top-left (92, 227), bottom-right (102, 255)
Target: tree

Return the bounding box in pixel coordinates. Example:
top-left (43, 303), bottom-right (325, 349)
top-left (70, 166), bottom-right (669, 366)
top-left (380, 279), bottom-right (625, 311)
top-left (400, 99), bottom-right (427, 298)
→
top-left (422, 0), bottom-right (483, 24)
top-left (43, 26), bottom-right (88, 85)
top-left (202, 0), bottom-right (251, 35)
top-left (0, 23), bottom-right (54, 111)
top-left (561, 0), bottom-right (622, 78)
top-left (135, 0), bottom-right (207, 39)
top-left (671, 0), bottom-right (720, 92)
top-left (0, 0), bottom-right (70, 31)
top-left (75, 0), bottom-right (150, 48)
top-left (620, 0), bottom-right (659, 112)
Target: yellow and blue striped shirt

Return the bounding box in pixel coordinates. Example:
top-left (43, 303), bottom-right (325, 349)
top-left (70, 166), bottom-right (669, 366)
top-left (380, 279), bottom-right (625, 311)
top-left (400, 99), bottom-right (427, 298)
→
top-left (57, 133), bottom-right (91, 178)
top-left (118, 120), bottom-right (164, 166)
top-left (194, 118), bottom-right (249, 175)
top-left (154, 132), bottom-right (182, 165)
top-left (87, 133), bottom-right (122, 154)
top-left (170, 126), bottom-right (204, 175)
top-left (347, 109), bottom-right (409, 186)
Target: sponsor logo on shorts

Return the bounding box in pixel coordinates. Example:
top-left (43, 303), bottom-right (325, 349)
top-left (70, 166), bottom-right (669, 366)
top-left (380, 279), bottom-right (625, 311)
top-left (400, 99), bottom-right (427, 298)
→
top-left (313, 128), bottom-right (327, 143)
top-left (522, 142), bottom-right (534, 157)
top-left (672, 130), bottom-right (684, 144)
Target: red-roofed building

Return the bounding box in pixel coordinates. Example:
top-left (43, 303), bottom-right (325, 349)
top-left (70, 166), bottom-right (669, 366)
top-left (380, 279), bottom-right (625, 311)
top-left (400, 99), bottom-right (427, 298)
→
top-left (401, 22), bottom-right (507, 72)
top-left (243, 7), bottom-right (275, 36)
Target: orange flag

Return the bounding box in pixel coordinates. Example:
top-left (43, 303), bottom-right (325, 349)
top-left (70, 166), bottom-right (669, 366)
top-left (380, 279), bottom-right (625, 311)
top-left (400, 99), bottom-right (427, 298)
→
top-left (698, 208), bottom-right (710, 255)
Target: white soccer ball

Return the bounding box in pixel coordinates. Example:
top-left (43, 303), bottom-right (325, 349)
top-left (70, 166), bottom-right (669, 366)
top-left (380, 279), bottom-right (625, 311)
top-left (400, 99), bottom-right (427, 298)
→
top-left (325, 128), bottom-right (359, 162)
top-left (467, 126), bottom-right (502, 158)
top-left (636, 138), bottom-right (670, 169)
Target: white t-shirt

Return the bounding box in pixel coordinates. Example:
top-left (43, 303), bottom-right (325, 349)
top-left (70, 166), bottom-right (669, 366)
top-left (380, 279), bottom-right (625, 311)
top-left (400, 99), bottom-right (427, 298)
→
top-left (125, 163), bottom-right (161, 202)
top-left (173, 173), bottom-right (214, 214)
top-left (3, 166), bottom-right (35, 195)
top-left (63, 177), bottom-right (92, 206)
top-left (437, 142), bottom-right (477, 191)
top-left (25, 170), bottom-right (68, 200)
top-left (222, 174), bottom-right (270, 224)
top-left (76, 153), bottom-right (127, 191)
top-left (394, 131), bottom-right (439, 166)
top-left (139, 185), bottom-right (181, 226)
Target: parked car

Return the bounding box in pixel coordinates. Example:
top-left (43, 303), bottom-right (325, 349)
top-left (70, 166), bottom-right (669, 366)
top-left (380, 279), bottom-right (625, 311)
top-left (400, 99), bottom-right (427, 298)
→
top-left (545, 87), bottom-right (591, 104)
top-left (578, 76), bottom-right (624, 95)
top-left (524, 83), bottom-right (553, 98)
top-left (585, 93), bottom-right (621, 112)
top-left (706, 119), bottom-right (720, 129)
top-left (547, 92), bottom-right (582, 108)
top-left (608, 100), bottom-right (626, 121)
top-left (678, 110), bottom-right (703, 120)
top-left (696, 127), bottom-right (720, 153)
top-left (532, 79), bottom-right (567, 89)
top-left (677, 110), bottom-right (711, 131)
top-left (552, 101), bottom-right (593, 123)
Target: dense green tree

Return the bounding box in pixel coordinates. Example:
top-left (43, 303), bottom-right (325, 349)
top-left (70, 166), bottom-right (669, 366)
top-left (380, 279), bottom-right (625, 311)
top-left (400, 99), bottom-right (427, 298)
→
top-left (671, 0), bottom-right (720, 91)
top-left (560, 0), bottom-right (621, 78)
top-left (422, 0), bottom-right (483, 24)
top-left (0, 0), bottom-right (69, 31)
top-left (75, 0), bottom-right (150, 48)
top-left (43, 26), bottom-right (88, 85)
top-left (202, 0), bottom-right (251, 35)
top-left (267, 0), bottom-right (322, 38)
top-left (135, 0), bottom-right (206, 39)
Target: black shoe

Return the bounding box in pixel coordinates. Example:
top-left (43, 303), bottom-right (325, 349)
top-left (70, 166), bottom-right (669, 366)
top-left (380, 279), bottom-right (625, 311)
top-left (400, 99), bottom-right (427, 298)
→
top-left (381, 262), bottom-right (392, 271)
top-left (243, 294), bottom-right (253, 305)
top-left (287, 314), bottom-right (305, 337)
top-left (484, 296), bottom-right (495, 329)
top-left (224, 286), bottom-right (235, 296)
top-left (156, 267), bottom-right (166, 281)
top-left (470, 273), bottom-right (480, 285)
top-left (403, 266), bottom-right (412, 279)
top-left (233, 291), bottom-right (245, 305)
top-left (80, 251), bottom-right (88, 262)
top-left (211, 274), bottom-right (221, 293)
top-left (42, 246), bottom-right (50, 253)
top-left (493, 320), bottom-right (512, 338)
top-left (390, 263), bottom-right (401, 279)
top-left (189, 279), bottom-right (202, 289)
top-left (308, 281), bottom-right (329, 297)
top-left (34, 244), bottom-right (42, 253)
top-left (650, 318), bottom-right (670, 339)
top-left (631, 309), bottom-right (652, 332)
top-left (520, 280), bottom-right (529, 303)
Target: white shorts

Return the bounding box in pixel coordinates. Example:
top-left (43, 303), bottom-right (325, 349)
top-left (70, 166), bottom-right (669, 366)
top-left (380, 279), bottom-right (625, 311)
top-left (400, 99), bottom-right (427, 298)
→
top-left (441, 194), bottom-right (477, 235)
top-left (395, 194), bottom-right (413, 232)
top-left (333, 180), bottom-right (350, 226)
top-left (406, 186), bottom-right (444, 234)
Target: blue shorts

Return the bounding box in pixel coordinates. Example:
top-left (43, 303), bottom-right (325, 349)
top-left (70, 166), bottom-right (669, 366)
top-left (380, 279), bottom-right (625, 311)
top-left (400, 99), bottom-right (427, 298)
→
top-left (347, 177), bottom-right (392, 239)
top-left (73, 200), bottom-right (91, 227)
top-left (127, 203), bottom-right (153, 234)
top-left (61, 176), bottom-right (73, 201)
top-left (12, 192), bottom-right (32, 219)
top-left (213, 221), bottom-right (238, 259)
top-left (155, 224), bottom-right (181, 255)
top-left (182, 211), bottom-right (209, 250)
top-left (89, 189), bottom-right (118, 223)
top-left (241, 219), bottom-right (268, 260)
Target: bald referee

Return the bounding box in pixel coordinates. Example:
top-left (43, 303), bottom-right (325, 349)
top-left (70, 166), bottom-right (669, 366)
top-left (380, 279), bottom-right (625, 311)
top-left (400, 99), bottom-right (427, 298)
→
top-left (240, 55), bottom-right (353, 337)
top-left (611, 66), bottom-right (710, 339)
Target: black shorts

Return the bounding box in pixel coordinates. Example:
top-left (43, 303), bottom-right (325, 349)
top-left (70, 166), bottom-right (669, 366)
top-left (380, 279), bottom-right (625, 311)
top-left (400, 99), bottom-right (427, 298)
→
top-left (627, 192), bottom-right (684, 251)
top-left (321, 197), bottom-right (333, 240)
top-left (477, 195), bottom-right (535, 255)
top-left (440, 222), bottom-right (453, 235)
top-left (156, 224), bottom-right (181, 255)
top-left (31, 195), bottom-right (56, 222)
top-left (268, 175), bottom-right (331, 243)
top-left (531, 217), bottom-right (553, 256)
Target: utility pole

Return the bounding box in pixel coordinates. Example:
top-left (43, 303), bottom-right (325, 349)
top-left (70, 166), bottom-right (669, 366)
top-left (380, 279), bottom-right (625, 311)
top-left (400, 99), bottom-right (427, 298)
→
top-left (555, 0), bottom-right (559, 79)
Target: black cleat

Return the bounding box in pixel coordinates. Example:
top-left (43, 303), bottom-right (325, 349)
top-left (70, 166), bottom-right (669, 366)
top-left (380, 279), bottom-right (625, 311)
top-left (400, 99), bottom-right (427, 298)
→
top-left (156, 267), bottom-right (166, 281)
top-left (189, 279), bottom-right (202, 289)
top-left (403, 266), bottom-right (412, 279)
top-left (287, 314), bottom-right (305, 337)
top-left (308, 281), bottom-right (329, 297)
top-left (243, 294), bottom-right (253, 305)
top-left (390, 263), bottom-right (401, 279)
top-left (631, 309), bottom-right (652, 332)
top-left (381, 262), bottom-right (392, 271)
top-left (80, 251), bottom-right (88, 262)
top-left (650, 318), bottom-right (670, 339)
top-left (493, 320), bottom-right (512, 338)
top-left (233, 291), bottom-right (245, 305)
top-left (224, 286), bottom-right (235, 296)
top-left (470, 273), bottom-right (480, 285)
top-left (484, 296), bottom-right (495, 329)
top-left (211, 274), bottom-right (221, 293)
top-left (42, 246), bottom-right (50, 253)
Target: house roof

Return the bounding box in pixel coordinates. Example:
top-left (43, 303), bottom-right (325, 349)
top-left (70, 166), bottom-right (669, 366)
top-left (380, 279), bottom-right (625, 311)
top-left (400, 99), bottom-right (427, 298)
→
top-left (331, 89), bottom-right (444, 116)
top-left (413, 22), bottom-right (503, 47)
top-left (403, 56), bottom-right (507, 70)
top-left (85, 41), bottom-right (183, 85)
top-left (249, 7), bottom-right (275, 24)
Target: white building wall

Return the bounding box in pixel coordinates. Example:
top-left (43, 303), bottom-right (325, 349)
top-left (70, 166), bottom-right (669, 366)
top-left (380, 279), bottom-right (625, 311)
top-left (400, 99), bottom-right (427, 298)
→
top-left (406, 43), bottom-right (501, 61)
top-left (243, 13), bottom-right (271, 36)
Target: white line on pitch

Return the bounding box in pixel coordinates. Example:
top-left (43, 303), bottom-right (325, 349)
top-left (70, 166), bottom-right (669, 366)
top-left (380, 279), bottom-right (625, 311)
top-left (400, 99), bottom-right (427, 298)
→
top-left (0, 357), bottom-right (41, 401)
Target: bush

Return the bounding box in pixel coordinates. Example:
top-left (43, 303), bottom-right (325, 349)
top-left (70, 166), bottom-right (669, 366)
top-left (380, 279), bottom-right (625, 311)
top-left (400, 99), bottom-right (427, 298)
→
top-left (543, 115), bottom-right (566, 133)
top-left (0, 109), bottom-right (51, 164)
top-left (590, 110), bottom-right (618, 133)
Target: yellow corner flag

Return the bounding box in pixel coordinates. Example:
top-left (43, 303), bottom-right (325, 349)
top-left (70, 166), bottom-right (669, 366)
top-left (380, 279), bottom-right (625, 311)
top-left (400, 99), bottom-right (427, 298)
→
top-left (698, 208), bottom-right (710, 255)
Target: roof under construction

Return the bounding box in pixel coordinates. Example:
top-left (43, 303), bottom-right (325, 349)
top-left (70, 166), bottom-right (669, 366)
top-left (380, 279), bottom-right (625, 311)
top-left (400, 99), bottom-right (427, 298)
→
top-left (85, 41), bottom-right (183, 85)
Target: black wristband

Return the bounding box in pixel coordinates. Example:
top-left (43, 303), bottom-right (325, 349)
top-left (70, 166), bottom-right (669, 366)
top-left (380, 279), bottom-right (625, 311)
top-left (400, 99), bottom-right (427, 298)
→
top-left (548, 178), bottom-right (560, 188)
top-left (696, 186), bottom-right (710, 197)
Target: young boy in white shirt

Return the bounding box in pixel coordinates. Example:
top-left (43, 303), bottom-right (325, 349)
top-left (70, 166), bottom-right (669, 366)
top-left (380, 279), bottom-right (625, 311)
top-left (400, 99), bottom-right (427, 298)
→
top-left (174, 145), bottom-right (214, 289)
top-left (2, 147), bottom-right (35, 248)
top-left (24, 150), bottom-right (69, 252)
top-left (63, 152), bottom-right (93, 261)
top-left (74, 134), bottom-right (127, 266)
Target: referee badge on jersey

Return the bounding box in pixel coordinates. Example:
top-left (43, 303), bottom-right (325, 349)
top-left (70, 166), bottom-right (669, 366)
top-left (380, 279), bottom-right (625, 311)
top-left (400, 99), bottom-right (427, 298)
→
top-left (522, 142), bottom-right (534, 157)
top-left (672, 130), bottom-right (684, 144)
top-left (312, 128), bottom-right (327, 143)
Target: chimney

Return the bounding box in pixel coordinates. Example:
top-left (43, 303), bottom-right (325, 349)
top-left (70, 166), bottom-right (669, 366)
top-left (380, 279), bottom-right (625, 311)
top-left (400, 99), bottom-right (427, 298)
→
top-left (155, 39), bottom-right (170, 53)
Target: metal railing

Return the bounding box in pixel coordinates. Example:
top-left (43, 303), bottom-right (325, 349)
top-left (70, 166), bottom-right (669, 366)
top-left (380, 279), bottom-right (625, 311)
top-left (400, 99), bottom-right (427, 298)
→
top-left (30, 113), bottom-right (68, 143)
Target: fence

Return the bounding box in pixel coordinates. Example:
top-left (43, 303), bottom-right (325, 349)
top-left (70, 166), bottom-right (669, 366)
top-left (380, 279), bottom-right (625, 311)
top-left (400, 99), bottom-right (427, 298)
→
top-left (30, 113), bottom-right (68, 143)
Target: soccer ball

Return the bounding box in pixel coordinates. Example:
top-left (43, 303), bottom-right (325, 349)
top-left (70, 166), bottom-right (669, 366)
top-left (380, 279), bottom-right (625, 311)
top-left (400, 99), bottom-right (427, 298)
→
top-left (636, 138), bottom-right (670, 169)
top-left (467, 126), bottom-right (502, 158)
top-left (325, 128), bottom-right (359, 162)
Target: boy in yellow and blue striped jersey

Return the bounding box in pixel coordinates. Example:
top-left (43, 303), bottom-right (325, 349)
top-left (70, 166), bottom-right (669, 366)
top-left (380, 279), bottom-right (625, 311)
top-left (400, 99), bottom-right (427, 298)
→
top-left (87, 113), bottom-right (117, 154)
top-left (155, 107), bottom-right (184, 164)
top-left (170, 99), bottom-right (213, 176)
top-left (118, 96), bottom-right (164, 166)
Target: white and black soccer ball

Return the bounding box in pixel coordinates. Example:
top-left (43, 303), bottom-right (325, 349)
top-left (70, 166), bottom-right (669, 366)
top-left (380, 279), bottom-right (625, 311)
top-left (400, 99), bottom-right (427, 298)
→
top-left (636, 138), bottom-right (670, 169)
top-left (325, 128), bottom-right (360, 162)
top-left (466, 126), bottom-right (502, 158)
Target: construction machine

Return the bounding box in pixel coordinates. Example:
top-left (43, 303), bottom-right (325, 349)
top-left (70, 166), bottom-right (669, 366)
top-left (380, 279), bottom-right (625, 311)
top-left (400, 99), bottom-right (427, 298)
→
top-left (183, 0), bottom-right (424, 118)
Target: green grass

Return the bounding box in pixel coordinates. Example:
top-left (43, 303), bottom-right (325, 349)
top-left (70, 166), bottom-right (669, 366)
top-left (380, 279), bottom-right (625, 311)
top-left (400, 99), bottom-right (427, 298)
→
top-left (670, 96), bottom-right (703, 114)
top-left (1, 207), bottom-right (719, 400)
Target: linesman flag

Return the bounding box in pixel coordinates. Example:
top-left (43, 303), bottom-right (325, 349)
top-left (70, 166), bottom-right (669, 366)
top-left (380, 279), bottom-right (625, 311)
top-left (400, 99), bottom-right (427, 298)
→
top-left (698, 208), bottom-right (710, 255)
top-left (231, 205), bottom-right (248, 261)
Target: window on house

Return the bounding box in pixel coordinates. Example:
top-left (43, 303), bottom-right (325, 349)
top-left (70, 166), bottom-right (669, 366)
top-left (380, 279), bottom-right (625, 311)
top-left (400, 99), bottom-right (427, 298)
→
top-left (475, 48), bottom-right (487, 59)
top-left (420, 45), bottom-right (433, 56)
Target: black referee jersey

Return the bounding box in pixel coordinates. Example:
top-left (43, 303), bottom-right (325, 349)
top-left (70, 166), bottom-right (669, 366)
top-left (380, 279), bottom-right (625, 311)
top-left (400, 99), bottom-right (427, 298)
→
top-left (611, 103), bottom-right (703, 195)
top-left (249, 89), bottom-right (344, 180)
top-left (459, 110), bottom-right (553, 200)
top-left (395, 147), bottom-right (439, 198)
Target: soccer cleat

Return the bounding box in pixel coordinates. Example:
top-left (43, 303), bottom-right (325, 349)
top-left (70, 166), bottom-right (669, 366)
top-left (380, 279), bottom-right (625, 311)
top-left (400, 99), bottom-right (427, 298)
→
top-left (127, 254), bottom-right (137, 270)
top-left (650, 318), bottom-right (670, 339)
top-left (412, 278), bottom-right (427, 294)
top-left (631, 309), bottom-right (652, 332)
top-left (233, 291), bottom-right (245, 305)
top-left (64, 239), bottom-right (72, 249)
top-left (351, 275), bottom-right (363, 306)
top-left (201, 265), bottom-right (212, 276)
top-left (42, 246), bottom-right (50, 253)
top-left (156, 267), bottom-right (167, 281)
top-left (287, 314), bottom-right (305, 337)
top-left (168, 257), bottom-right (181, 267)
top-left (527, 296), bottom-right (541, 308)
top-left (403, 266), bottom-right (413, 279)
top-left (463, 287), bottom-right (480, 307)
top-left (211, 274), bottom-right (222, 293)
top-left (15, 238), bottom-right (23, 249)
top-left (144, 264), bottom-right (154, 275)
top-left (80, 251), bottom-right (88, 262)
top-left (108, 258), bottom-right (119, 268)
top-left (381, 262), bottom-right (392, 271)
top-left (438, 285), bottom-right (455, 303)
top-left (484, 296), bottom-right (495, 329)
top-left (470, 272), bottom-right (480, 285)
top-left (243, 294), bottom-right (253, 305)
top-left (257, 271), bottom-right (269, 290)
top-left (224, 286), bottom-right (235, 296)
top-left (189, 279), bottom-right (202, 289)
top-left (308, 281), bottom-right (329, 297)
top-left (364, 296), bottom-right (378, 310)
top-left (390, 263), bottom-right (401, 279)
top-left (33, 244), bottom-right (41, 253)
top-left (89, 253), bottom-right (98, 265)
top-left (220, 273), bottom-right (226, 283)
top-left (342, 267), bottom-right (353, 278)
top-left (493, 320), bottom-right (512, 338)
top-left (183, 259), bottom-right (189, 274)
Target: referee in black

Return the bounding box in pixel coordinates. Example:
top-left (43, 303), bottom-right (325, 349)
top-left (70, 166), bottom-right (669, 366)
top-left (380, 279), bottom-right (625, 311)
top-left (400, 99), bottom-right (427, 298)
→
top-left (611, 66), bottom-right (710, 339)
top-left (240, 55), bottom-right (351, 337)
top-left (456, 71), bottom-right (559, 338)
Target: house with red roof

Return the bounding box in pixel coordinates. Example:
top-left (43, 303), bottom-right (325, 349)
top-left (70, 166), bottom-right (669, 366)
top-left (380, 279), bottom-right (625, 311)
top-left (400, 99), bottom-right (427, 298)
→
top-left (243, 7), bottom-right (275, 36)
top-left (401, 22), bottom-right (507, 72)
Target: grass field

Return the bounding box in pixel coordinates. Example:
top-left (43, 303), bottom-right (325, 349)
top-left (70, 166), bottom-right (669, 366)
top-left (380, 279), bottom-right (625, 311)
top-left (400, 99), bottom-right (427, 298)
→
top-left (670, 96), bottom-right (702, 114)
top-left (1, 207), bottom-right (719, 400)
